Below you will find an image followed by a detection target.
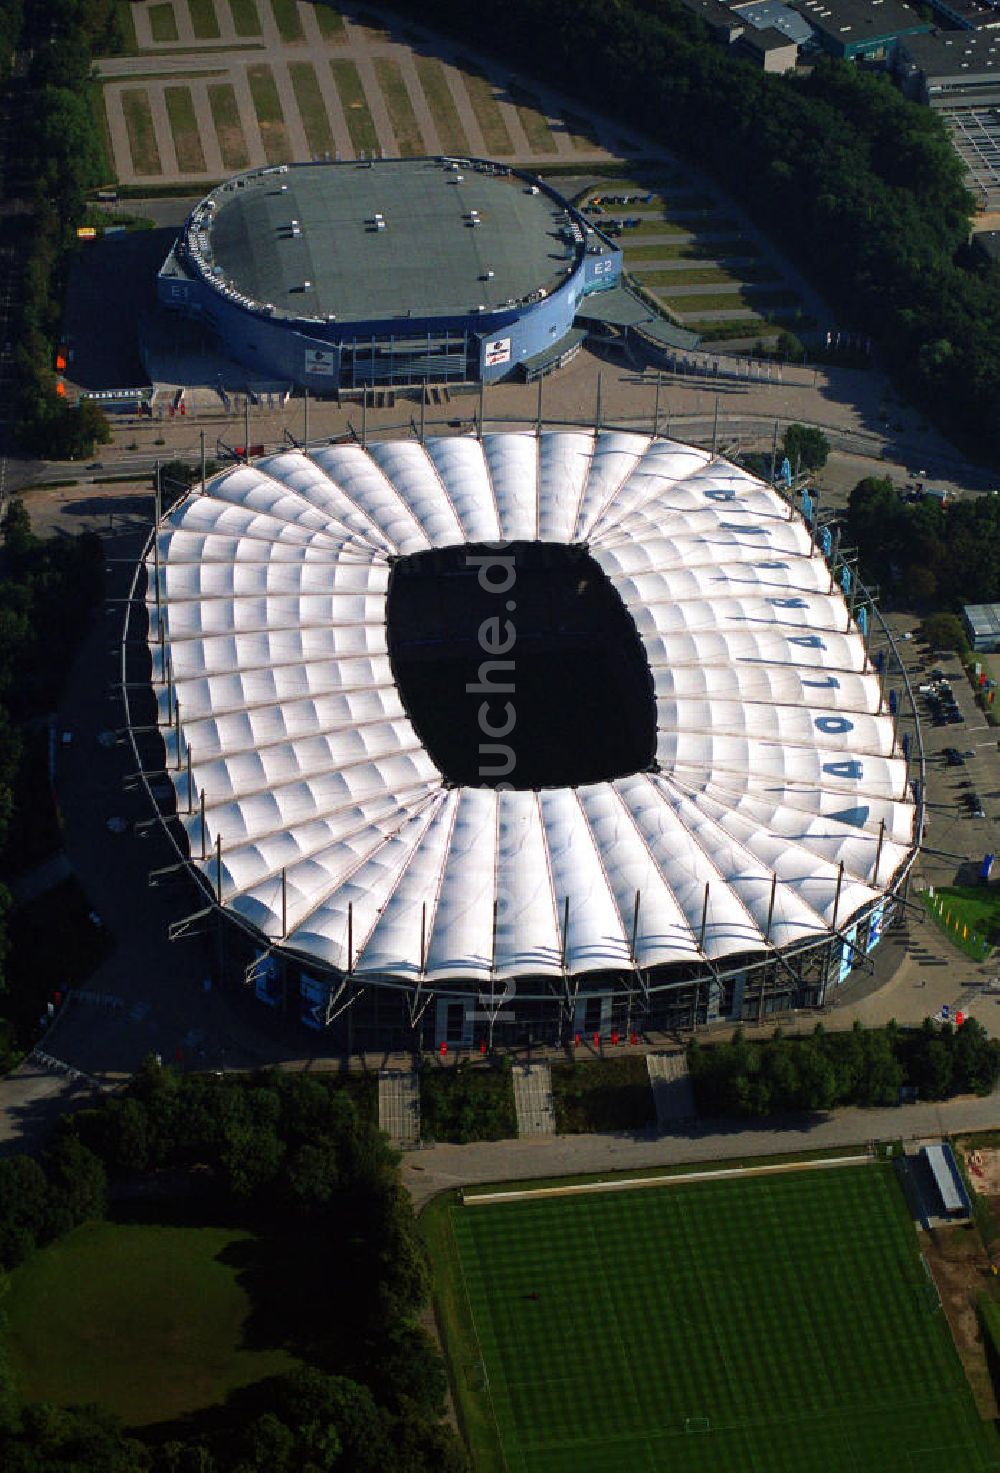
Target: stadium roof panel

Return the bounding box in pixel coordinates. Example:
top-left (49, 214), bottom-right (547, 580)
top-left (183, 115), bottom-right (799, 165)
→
top-left (148, 431), bottom-right (916, 987)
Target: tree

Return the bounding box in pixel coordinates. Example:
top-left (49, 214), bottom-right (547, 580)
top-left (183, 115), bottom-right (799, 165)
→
top-left (920, 611), bottom-right (969, 656)
top-left (793, 1043), bottom-right (839, 1112)
top-left (847, 477), bottom-right (904, 575)
top-left (0, 1155), bottom-right (49, 1268)
top-left (951, 1017), bottom-right (1000, 1096)
top-left (363, 1323), bottom-right (447, 1418)
top-left (0, 1402), bottom-right (148, 1472)
top-left (42, 1134), bottom-right (107, 1237)
top-left (782, 424), bottom-right (830, 472)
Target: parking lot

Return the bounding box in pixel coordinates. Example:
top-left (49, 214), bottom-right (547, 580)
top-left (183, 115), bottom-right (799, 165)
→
top-left (908, 642), bottom-right (999, 892)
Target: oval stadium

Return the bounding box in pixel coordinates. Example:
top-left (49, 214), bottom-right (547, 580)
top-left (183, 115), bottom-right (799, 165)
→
top-left (156, 158), bottom-right (622, 390)
top-left (129, 428), bottom-right (920, 1050)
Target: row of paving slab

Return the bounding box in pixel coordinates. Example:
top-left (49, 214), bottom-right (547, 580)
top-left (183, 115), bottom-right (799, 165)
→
top-left (377, 1051), bottom-right (694, 1148)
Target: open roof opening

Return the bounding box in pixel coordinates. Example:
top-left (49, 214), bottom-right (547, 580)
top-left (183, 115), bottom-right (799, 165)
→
top-left (386, 542), bottom-right (656, 789)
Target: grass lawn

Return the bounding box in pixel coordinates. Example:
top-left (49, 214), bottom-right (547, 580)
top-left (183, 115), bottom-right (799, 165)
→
top-left (121, 88), bottom-right (162, 175)
top-left (459, 64), bottom-right (514, 157)
top-left (315, 1), bottom-right (347, 42)
top-left (165, 85), bottom-right (207, 173)
top-left (91, 87), bottom-right (115, 188)
top-left (626, 216), bottom-right (740, 238)
top-left (330, 58), bottom-right (379, 157)
top-left (587, 172), bottom-right (687, 193)
top-left (551, 1056), bottom-right (655, 1133)
top-left (656, 188), bottom-right (719, 210)
top-left (228, 0), bottom-right (262, 37)
top-left (208, 81), bottom-right (250, 170)
top-left (429, 1165), bottom-right (999, 1473)
top-left (270, 0), bottom-right (305, 43)
top-left (637, 271), bottom-right (741, 291)
top-left (561, 109), bottom-right (602, 152)
top-left (508, 82), bottom-right (556, 154)
top-left (636, 238), bottom-right (759, 260)
top-left (922, 886), bottom-right (999, 960)
top-left (114, 0), bottom-right (139, 53)
top-left (189, 0), bottom-right (222, 40)
top-left (620, 241), bottom-right (720, 262)
top-left (694, 318), bottom-right (783, 341)
top-left (289, 61), bottom-right (334, 158)
top-left (352, 8), bottom-right (389, 39)
top-left (247, 63), bottom-right (292, 164)
top-left (627, 263), bottom-right (777, 287)
top-left (2, 1221), bottom-right (298, 1427)
top-left (149, 2), bottom-right (179, 43)
top-left (644, 284), bottom-right (801, 314)
top-left (414, 56), bottom-right (470, 157)
top-left (374, 56), bottom-right (425, 156)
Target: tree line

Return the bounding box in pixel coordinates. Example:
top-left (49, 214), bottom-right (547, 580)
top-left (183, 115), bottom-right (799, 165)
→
top-left (8, 0), bottom-right (118, 458)
top-left (396, 0), bottom-right (999, 462)
top-left (0, 1061), bottom-right (467, 1473)
top-left (847, 476), bottom-right (1000, 607)
top-left (0, 501), bottom-right (105, 1072)
top-left (688, 1018), bottom-right (1000, 1116)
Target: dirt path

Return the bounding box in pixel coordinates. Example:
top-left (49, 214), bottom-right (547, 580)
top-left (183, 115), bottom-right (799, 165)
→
top-left (923, 1223), bottom-right (998, 1419)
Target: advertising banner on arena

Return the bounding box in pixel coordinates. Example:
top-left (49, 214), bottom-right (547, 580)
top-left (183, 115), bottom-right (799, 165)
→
top-left (305, 347), bottom-right (337, 376)
top-left (299, 973), bottom-right (328, 1030)
top-left (483, 337), bottom-right (511, 367)
top-left (865, 900), bottom-right (884, 954)
top-left (838, 924), bottom-right (857, 984)
top-left (253, 951), bottom-right (281, 1006)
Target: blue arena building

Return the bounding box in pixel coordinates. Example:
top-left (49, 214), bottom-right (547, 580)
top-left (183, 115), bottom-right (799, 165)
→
top-left (157, 157), bottom-right (622, 389)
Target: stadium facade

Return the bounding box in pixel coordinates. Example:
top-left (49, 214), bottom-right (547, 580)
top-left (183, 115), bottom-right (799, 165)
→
top-left (127, 428), bottom-right (922, 1052)
top-left (156, 158), bottom-right (622, 389)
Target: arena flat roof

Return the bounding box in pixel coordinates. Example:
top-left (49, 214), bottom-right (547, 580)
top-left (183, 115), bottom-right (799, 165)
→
top-left (147, 431), bottom-right (915, 988)
top-left (192, 160), bottom-right (600, 325)
top-left (792, 0), bottom-right (929, 47)
top-left (734, 0), bottom-right (814, 43)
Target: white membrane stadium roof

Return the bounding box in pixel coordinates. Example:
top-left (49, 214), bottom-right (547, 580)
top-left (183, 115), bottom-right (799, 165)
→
top-left (147, 431), bottom-right (915, 985)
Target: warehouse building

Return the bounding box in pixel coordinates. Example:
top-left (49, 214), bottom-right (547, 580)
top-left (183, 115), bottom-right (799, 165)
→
top-left (792, 0), bottom-right (930, 58)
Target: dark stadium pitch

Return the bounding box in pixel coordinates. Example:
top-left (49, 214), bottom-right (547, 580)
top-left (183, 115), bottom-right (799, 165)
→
top-left (429, 1163), bottom-right (999, 1472)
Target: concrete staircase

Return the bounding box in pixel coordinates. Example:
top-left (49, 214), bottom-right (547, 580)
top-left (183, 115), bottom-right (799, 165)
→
top-left (512, 1061), bottom-right (556, 1136)
top-left (646, 1050), bottom-right (696, 1129)
top-left (378, 1068), bottom-right (420, 1148)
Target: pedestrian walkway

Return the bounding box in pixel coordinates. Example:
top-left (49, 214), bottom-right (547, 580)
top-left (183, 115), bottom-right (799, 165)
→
top-left (378, 1067), bottom-right (420, 1148)
top-left (512, 1062), bottom-right (556, 1137)
top-left (646, 1050), bottom-right (695, 1128)
top-left (10, 850), bottom-right (71, 907)
top-left (401, 1091), bottom-right (1000, 1208)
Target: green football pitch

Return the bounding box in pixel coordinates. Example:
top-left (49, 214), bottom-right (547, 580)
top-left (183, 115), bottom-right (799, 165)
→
top-left (432, 1164), bottom-right (1000, 1473)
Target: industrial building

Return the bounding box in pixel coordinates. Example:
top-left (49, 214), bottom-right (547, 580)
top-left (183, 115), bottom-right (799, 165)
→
top-left (925, 0), bottom-right (1000, 30)
top-left (126, 429), bottom-right (921, 1052)
top-left (791, 0), bottom-right (930, 59)
top-left (964, 603), bottom-right (1000, 652)
top-left (157, 158), bottom-right (621, 391)
top-left (892, 31), bottom-right (1000, 207)
top-left (895, 29), bottom-right (1000, 107)
top-left (737, 24), bottom-right (802, 69)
